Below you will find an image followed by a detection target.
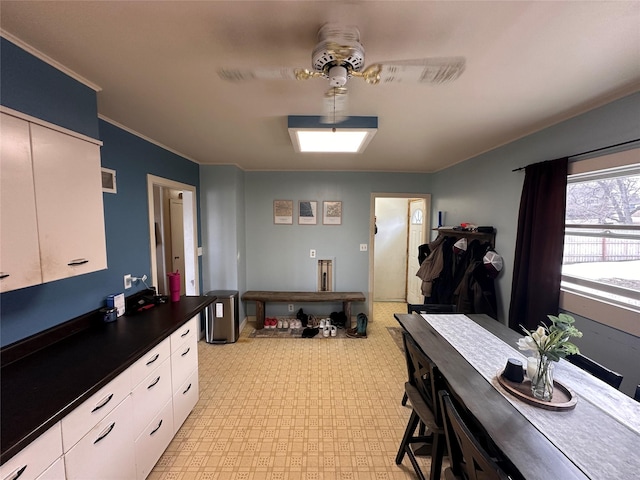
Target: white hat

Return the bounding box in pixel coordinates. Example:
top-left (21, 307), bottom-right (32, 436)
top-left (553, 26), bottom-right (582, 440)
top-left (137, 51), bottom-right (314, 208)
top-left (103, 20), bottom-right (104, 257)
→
top-left (453, 238), bottom-right (467, 253)
top-left (483, 251), bottom-right (503, 277)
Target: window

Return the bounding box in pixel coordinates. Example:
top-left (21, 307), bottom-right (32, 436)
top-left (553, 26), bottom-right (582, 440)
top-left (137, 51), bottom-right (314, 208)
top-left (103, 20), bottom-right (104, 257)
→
top-left (562, 159), bottom-right (640, 317)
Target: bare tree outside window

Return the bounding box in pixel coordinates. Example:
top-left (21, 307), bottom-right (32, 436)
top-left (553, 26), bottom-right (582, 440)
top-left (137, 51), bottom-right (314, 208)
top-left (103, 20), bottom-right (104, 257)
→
top-left (562, 168), bottom-right (640, 308)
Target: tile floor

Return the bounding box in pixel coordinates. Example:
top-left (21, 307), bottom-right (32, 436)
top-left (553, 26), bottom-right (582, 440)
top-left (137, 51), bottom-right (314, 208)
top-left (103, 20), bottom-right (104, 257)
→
top-left (149, 302), bottom-right (433, 480)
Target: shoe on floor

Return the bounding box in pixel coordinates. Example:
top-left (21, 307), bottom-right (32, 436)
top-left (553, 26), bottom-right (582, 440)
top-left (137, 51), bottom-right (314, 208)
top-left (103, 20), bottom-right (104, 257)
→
top-left (346, 329), bottom-right (367, 339)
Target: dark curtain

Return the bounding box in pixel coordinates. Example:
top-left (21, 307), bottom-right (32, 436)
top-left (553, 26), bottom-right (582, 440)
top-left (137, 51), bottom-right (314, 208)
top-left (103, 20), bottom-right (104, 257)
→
top-left (508, 157), bottom-right (568, 332)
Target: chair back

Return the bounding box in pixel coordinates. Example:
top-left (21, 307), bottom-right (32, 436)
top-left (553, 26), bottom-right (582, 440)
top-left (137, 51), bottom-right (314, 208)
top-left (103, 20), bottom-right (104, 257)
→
top-left (402, 332), bottom-right (443, 424)
top-left (408, 303), bottom-right (457, 314)
top-left (439, 391), bottom-right (510, 480)
top-left (566, 353), bottom-right (623, 389)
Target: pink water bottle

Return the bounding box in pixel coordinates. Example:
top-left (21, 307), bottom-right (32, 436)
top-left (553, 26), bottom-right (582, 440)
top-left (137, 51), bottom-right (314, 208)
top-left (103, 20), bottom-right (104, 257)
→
top-left (168, 270), bottom-right (181, 302)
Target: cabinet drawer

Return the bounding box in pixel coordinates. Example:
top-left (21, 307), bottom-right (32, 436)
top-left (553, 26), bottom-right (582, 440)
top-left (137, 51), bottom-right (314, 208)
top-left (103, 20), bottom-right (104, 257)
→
top-left (64, 396), bottom-right (135, 480)
top-left (171, 333), bottom-right (197, 394)
top-left (131, 358), bottom-right (172, 437)
top-left (170, 316), bottom-right (198, 354)
top-left (61, 369), bottom-right (131, 452)
top-left (129, 338), bottom-right (170, 389)
top-left (173, 369), bottom-right (199, 433)
top-left (134, 399), bottom-right (174, 480)
top-left (0, 423), bottom-right (62, 480)
top-left (35, 457), bottom-right (64, 480)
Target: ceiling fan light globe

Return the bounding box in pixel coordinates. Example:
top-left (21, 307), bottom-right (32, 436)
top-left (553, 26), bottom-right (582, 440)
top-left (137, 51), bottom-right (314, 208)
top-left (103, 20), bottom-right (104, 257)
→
top-left (328, 66), bottom-right (348, 87)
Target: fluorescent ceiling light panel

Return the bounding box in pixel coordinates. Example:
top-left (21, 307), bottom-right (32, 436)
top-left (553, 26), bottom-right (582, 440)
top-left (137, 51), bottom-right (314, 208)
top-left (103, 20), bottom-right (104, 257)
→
top-left (288, 116), bottom-right (378, 154)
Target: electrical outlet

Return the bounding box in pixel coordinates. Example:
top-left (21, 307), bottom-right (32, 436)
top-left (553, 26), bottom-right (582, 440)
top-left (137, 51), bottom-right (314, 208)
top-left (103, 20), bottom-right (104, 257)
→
top-left (310, 249), bottom-right (316, 258)
top-left (124, 274), bottom-right (132, 289)
top-left (360, 244), bottom-right (368, 251)
top-left (288, 304), bottom-right (295, 312)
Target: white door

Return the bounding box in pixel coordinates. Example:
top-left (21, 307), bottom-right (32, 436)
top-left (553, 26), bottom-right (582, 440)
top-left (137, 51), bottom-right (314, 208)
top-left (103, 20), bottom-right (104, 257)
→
top-left (169, 199), bottom-right (186, 295)
top-left (406, 199), bottom-right (426, 304)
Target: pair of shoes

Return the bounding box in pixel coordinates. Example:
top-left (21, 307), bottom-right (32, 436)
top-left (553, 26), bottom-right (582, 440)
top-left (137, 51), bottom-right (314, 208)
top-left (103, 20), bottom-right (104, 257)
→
top-left (277, 318), bottom-right (289, 329)
top-left (297, 308), bottom-right (309, 327)
top-left (330, 311), bottom-right (347, 328)
top-left (290, 319), bottom-right (302, 329)
top-left (264, 317), bottom-right (277, 329)
top-left (301, 327), bottom-right (319, 338)
top-left (347, 313), bottom-right (368, 338)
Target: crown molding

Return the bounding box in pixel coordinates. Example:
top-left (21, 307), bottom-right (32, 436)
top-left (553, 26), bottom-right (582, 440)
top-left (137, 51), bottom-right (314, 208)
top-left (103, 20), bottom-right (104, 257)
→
top-left (1, 29), bottom-right (102, 92)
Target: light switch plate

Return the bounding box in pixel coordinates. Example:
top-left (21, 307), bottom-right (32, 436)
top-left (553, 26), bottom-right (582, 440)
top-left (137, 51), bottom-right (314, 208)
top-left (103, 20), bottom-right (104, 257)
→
top-left (124, 274), bottom-right (132, 289)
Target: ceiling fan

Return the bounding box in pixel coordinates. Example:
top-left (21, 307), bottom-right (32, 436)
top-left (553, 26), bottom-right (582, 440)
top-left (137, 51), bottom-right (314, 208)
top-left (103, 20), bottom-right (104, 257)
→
top-left (218, 23), bottom-right (465, 123)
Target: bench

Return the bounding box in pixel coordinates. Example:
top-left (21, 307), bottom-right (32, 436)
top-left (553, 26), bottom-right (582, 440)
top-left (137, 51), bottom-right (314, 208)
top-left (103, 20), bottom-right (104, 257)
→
top-left (241, 291), bottom-right (366, 329)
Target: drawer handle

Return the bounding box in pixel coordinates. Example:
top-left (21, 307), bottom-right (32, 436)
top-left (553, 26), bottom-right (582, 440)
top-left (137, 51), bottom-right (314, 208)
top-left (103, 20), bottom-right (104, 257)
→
top-left (68, 259), bottom-right (89, 266)
top-left (181, 347), bottom-right (190, 357)
top-left (94, 422), bottom-right (116, 444)
top-left (146, 353), bottom-right (160, 366)
top-left (150, 419), bottom-right (163, 436)
top-left (91, 393), bottom-right (113, 413)
top-left (180, 328), bottom-right (190, 338)
top-left (0, 273), bottom-right (9, 280)
top-left (5, 465), bottom-right (27, 480)
top-left (147, 376), bottom-right (161, 389)
top-left (183, 383), bottom-right (192, 395)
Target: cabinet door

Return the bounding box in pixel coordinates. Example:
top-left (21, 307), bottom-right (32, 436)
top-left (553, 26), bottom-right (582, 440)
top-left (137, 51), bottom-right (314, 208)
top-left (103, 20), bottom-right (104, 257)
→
top-left (0, 423), bottom-right (62, 480)
top-left (64, 396), bottom-right (135, 480)
top-left (173, 369), bottom-right (199, 433)
top-left (0, 113), bottom-right (42, 292)
top-left (134, 399), bottom-right (174, 480)
top-left (30, 123), bottom-right (107, 283)
top-left (35, 457), bottom-right (65, 480)
top-left (131, 358), bottom-right (172, 438)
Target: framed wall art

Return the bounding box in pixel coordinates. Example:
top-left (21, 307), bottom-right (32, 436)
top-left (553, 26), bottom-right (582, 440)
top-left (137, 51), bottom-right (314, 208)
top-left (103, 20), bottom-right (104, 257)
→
top-left (298, 200), bottom-right (318, 225)
top-left (273, 200), bottom-right (293, 224)
top-left (323, 201), bottom-right (342, 225)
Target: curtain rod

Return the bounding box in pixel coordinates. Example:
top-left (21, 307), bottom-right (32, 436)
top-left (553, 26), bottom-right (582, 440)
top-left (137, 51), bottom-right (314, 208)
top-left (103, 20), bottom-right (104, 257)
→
top-left (511, 138), bottom-right (640, 172)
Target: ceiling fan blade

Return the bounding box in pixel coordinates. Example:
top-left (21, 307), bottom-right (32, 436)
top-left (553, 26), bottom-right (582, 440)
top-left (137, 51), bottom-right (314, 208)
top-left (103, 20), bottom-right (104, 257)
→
top-left (218, 67), bottom-right (301, 82)
top-left (321, 87), bottom-right (349, 124)
top-left (358, 57), bottom-right (466, 85)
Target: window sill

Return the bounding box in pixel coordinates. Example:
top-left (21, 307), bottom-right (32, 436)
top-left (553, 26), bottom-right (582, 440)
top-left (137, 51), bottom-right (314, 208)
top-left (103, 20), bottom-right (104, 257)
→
top-left (560, 289), bottom-right (640, 337)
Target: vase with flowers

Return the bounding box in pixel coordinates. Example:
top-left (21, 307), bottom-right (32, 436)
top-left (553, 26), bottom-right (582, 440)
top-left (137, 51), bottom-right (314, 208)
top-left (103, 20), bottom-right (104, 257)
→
top-left (517, 313), bottom-right (582, 401)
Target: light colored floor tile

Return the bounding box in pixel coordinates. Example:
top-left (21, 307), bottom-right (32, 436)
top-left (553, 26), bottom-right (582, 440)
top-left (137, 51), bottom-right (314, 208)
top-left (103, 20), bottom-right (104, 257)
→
top-left (151, 302), bottom-right (434, 479)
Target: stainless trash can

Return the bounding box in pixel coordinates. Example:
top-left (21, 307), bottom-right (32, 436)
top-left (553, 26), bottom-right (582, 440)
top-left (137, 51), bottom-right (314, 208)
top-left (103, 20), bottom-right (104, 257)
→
top-left (205, 290), bottom-right (239, 344)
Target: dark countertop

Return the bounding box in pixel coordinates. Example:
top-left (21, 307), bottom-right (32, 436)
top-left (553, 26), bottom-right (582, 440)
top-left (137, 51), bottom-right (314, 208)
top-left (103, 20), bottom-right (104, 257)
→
top-left (0, 295), bottom-right (214, 465)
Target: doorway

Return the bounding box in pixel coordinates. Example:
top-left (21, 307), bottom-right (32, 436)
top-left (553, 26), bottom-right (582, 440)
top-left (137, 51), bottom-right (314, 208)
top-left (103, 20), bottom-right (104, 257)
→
top-left (369, 193), bottom-right (430, 310)
top-left (147, 174), bottom-right (199, 296)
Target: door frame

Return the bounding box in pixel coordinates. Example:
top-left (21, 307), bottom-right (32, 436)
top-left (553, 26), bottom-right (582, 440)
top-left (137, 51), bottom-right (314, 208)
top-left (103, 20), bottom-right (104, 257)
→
top-left (369, 193), bottom-right (431, 313)
top-left (147, 174), bottom-right (199, 296)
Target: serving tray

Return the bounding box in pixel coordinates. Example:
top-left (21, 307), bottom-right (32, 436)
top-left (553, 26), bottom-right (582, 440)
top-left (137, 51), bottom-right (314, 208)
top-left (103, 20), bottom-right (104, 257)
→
top-left (496, 370), bottom-right (577, 411)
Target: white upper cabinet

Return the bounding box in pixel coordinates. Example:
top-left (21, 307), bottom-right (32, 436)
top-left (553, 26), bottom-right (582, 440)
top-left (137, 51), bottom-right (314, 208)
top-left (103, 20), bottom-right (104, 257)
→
top-left (31, 123), bottom-right (107, 282)
top-left (0, 113), bottom-right (42, 292)
top-left (0, 109), bottom-right (107, 291)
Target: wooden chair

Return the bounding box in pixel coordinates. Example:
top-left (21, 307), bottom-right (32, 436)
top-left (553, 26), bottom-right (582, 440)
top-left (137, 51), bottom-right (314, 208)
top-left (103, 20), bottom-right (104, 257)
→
top-left (566, 353), bottom-right (623, 389)
top-left (439, 391), bottom-right (511, 480)
top-left (396, 332), bottom-right (446, 480)
top-left (408, 303), bottom-right (457, 314)
top-left (402, 303), bottom-right (456, 406)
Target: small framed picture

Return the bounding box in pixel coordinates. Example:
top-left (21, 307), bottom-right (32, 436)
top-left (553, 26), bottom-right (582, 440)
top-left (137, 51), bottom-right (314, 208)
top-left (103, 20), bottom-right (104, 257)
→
top-left (298, 200), bottom-right (318, 225)
top-left (323, 201), bottom-right (342, 225)
top-left (274, 200), bottom-right (293, 224)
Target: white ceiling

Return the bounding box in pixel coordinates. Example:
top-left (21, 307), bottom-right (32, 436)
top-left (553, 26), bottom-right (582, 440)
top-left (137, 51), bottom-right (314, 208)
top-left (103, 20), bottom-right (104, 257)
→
top-left (1, 1), bottom-right (639, 172)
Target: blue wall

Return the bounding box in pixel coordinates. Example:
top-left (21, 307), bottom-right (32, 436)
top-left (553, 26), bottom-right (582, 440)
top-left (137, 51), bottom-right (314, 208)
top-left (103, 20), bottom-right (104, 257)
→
top-left (0, 38), bottom-right (200, 347)
top-left (0, 38), bottom-right (99, 138)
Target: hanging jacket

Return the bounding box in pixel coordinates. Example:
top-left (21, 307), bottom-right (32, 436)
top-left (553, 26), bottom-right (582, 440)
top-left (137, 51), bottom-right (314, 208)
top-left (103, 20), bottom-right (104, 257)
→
top-left (415, 235), bottom-right (447, 297)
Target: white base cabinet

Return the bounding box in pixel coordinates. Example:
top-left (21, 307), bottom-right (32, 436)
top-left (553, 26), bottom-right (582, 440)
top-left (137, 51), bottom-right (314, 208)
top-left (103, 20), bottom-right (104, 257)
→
top-left (0, 423), bottom-right (63, 480)
top-left (134, 400), bottom-right (175, 480)
top-left (64, 396), bottom-right (136, 480)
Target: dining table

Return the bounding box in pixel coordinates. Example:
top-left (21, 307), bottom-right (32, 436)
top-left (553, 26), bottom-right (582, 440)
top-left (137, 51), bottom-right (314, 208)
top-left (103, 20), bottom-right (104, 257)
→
top-left (394, 312), bottom-right (640, 480)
